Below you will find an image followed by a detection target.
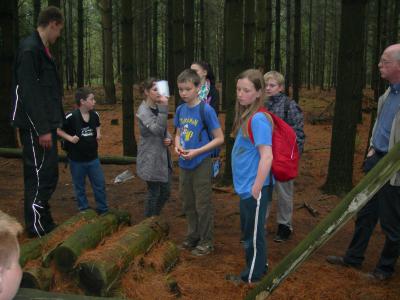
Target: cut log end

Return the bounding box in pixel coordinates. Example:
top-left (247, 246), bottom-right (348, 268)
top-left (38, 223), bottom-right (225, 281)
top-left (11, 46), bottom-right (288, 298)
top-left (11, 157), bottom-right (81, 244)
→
top-left (78, 264), bottom-right (106, 296)
top-left (54, 245), bottom-right (78, 272)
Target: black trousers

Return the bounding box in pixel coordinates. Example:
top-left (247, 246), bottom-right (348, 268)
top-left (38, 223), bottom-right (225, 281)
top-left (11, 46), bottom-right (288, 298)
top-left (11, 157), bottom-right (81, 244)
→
top-left (344, 182), bottom-right (400, 276)
top-left (19, 128), bottom-right (59, 236)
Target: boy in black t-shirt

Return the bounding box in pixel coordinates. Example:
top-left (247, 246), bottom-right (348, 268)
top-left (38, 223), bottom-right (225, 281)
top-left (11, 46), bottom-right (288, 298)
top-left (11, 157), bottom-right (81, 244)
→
top-left (57, 87), bottom-right (108, 214)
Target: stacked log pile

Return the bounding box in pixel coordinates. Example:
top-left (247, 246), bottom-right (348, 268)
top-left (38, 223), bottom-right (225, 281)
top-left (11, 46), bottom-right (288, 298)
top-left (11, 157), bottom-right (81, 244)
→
top-left (18, 212), bottom-right (180, 299)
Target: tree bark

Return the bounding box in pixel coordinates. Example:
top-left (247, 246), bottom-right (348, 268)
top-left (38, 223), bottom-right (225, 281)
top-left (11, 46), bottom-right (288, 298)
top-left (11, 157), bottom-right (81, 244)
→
top-left (284, 0), bottom-right (291, 95)
top-left (222, 0), bottom-right (244, 184)
top-left (99, 0), bottom-right (116, 103)
top-left (0, 0), bottom-right (17, 147)
top-left (274, 0), bottom-right (281, 71)
top-left (52, 210), bottom-right (131, 272)
top-left (255, 0), bottom-right (266, 70)
top-left (121, 0), bottom-right (137, 156)
top-left (0, 147), bottom-right (136, 165)
top-left (265, 0), bottom-right (272, 72)
top-left (244, 0), bottom-right (255, 68)
top-left (323, 0), bottom-right (367, 195)
top-left (172, 0), bottom-right (185, 107)
top-left (15, 288), bottom-right (123, 300)
top-left (292, 0), bottom-right (301, 102)
top-left (77, 0), bottom-right (84, 87)
top-left (245, 141), bottom-right (400, 299)
top-left (19, 210), bottom-right (98, 267)
top-left (21, 266), bottom-right (53, 291)
top-left (77, 217), bottom-right (169, 296)
top-left (184, 0), bottom-right (194, 66)
top-left (307, 0), bottom-right (312, 89)
top-left (33, 0), bottom-right (41, 28)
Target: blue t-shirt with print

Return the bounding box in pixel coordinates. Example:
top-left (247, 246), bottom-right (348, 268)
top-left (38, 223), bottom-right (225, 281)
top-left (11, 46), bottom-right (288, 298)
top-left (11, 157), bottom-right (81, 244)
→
top-left (232, 112), bottom-right (273, 199)
top-left (174, 102), bottom-right (221, 169)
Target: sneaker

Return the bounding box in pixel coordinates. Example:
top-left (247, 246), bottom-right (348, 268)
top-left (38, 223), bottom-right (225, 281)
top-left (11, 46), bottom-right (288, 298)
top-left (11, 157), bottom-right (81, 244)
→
top-left (178, 239), bottom-right (199, 250)
top-left (274, 224), bottom-right (292, 242)
top-left (326, 255), bottom-right (361, 270)
top-left (191, 244), bottom-right (213, 256)
top-left (364, 270), bottom-right (392, 281)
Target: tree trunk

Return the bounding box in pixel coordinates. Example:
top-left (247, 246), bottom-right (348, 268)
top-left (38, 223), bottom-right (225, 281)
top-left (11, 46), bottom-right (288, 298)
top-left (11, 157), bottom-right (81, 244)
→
top-left (67, 0), bottom-right (74, 89)
top-left (285, 0), bottom-right (291, 95)
top-left (19, 210), bottom-right (98, 267)
top-left (21, 266), bottom-right (53, 291)
top-left (121, 0), bottom-right (137, 156)
top-left (265, 0), bottom-right (272, 72)
top-left (184, 0), bottom-right (194, 66)
top-left (244, 0), bottom-right (255, 68)
top-left (172, 0), bottom-right (185, 107)
top-left (33, 0), bottom-right (41, 28)
top-left (222, 0), bottom-right (244, 184)
top-left (0, 147), bottom-right (137, 164)
top-left (200, 0), bottom-right (205, 59)
top-left (245, 141), bottom-right (400, 299)
top-left (0, 0), bottom-right (17, 147)
top-left (292, 0), bottom-right (301, 102)
top-left (99, 0), bottom-right (116, 103)
top-left (255, 0), bottom-right (266, 70)
top-left (307, 0), bottom-right (312, 89)
top-left (77, 0), bottom-right (84, 88)
top-left (151, 0), bottom-right (158, 76)
top-left (53, 211), bottom-right (131, 272)
top-left (77, 217), bottom-right (169, 296)
top-left (274, 0), bottom-right (281, 71)
top-left (323, 0), bottom-right (367, 195)
top-left (48, 0), bottom-right (63, 89)
top-left (167, 0), bottom-right (175, 95)
top-left (391, 0), bottom-right (399, 43)
top-left (15, 288), bottom-right (123, 300)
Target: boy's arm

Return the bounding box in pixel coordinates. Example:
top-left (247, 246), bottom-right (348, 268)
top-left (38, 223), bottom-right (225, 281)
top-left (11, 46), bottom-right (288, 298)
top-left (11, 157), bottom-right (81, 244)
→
top-left (174, 128), bottom-right (184, 155)
top-left (180, 127), bottom-right (224, 160)
top-left (57, 128), bottom-right (79, 144)
top-left (96, 126), bottom-right (101, 140)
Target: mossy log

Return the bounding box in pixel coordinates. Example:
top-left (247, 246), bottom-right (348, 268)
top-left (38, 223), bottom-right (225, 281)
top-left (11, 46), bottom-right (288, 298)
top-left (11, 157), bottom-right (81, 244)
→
top-left (15, 288), bottom-right (124, 300)
top-left (245, 142), bottom-right (400, 299)
top-left (0, 147), bottom-right (136, 164)
top-left (77, 217), bottom-right (169, 296)
top-left (52, 210), bottom-right (131, 272)
top-left (20, 209), bottom-right (98, 267)
top-left (165, 274), bottom-right (181, 297)
top-left (20, 266), bottom-right (53, 291)
top-left (146, 241), bottom-right (179, 273)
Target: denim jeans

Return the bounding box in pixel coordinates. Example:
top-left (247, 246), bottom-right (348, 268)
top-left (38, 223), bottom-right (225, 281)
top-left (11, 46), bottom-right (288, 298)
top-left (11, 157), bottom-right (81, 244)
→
top-left (69, 158), bottom-right (108, 214)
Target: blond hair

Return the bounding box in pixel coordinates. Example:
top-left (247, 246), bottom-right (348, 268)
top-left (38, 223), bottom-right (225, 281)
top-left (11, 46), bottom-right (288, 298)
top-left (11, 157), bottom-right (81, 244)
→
top-left (0, 211), bottom-right (22, 269)
top-left (231, 69), bottom-right (265, 137)
top-left (263, 71), bottom-right (285, 86)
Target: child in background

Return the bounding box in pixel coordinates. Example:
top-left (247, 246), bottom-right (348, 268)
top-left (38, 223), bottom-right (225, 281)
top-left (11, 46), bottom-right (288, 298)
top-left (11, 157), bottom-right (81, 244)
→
top-left (174, 69), bottom-right (224, 256)
top-left (263, 71), bottom-right (305, 242)
top-left (136, 78), bottom-right (172, 217)
top-left (57, 87), bottom-right (108, 215)
top-left (0, 210), bottom-right (23, 300)
top-left (227, 69), bottom-right (273, 283)
top-left (190, 61), bottom-right (220, 115)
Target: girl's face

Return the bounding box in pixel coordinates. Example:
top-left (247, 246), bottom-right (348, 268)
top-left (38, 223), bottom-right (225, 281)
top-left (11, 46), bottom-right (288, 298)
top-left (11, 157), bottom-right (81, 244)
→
top-left (191, 64), bottom-right (207, 81)
top-left (236, 78), bottom-right (261, 106)
top-left (145, 83), bottom-right (160, 102)
top-left (265, 79), bottom-right (283, 96)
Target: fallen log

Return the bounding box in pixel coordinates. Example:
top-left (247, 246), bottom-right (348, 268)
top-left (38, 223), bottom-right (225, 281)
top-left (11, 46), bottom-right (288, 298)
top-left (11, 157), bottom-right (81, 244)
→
top-left (0, 147), bottom-right (136, 164)
top-left (20, 266), bottom-right (53, 291)
top-left (52, 210), bottom-right (131, 272)
top-left (143, 241), bottom-right (180, 273)
top-left (165, 275), bottom-right (181, 297)
top-left (245, 142), bottom-right (400, 299)
top-left (77, 217), bottom-right (169, 296)
top-left (20, 209), bottom-right (98, 267)
top-left (297, 201), bottom-right (319, 217)
top-left (14, 288), bottom-right (124, 300)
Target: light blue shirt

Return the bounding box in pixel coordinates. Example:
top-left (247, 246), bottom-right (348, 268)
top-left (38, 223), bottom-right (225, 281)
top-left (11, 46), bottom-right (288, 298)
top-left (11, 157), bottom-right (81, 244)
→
top-left (372, 83), bottom-right (400, 153)
top-left (232, 112), bottom-right (273, 199)
top-left (174, 102), bottom-right (221, 169)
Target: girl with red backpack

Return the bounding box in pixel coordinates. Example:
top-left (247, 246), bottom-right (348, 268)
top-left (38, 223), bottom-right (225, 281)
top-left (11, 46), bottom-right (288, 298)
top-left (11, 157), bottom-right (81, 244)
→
top-left (226, 69), bottom-right (274, 284)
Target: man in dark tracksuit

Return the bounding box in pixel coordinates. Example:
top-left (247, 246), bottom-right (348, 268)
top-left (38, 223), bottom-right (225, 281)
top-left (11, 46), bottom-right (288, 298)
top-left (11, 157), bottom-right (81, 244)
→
top-left (11, 7), bottom-right (64, 237)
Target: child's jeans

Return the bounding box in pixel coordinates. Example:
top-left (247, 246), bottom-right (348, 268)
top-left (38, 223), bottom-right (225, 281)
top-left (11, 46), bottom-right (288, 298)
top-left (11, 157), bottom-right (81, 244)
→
top-left (69, 158), bottom-right (108, 214)
top-left (145, 177), bottom-right (171, 217)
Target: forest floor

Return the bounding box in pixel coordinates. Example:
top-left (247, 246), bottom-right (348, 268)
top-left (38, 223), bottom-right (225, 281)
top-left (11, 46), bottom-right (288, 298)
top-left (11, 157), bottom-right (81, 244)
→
top-left (1, 86), bottom-right (399, 299)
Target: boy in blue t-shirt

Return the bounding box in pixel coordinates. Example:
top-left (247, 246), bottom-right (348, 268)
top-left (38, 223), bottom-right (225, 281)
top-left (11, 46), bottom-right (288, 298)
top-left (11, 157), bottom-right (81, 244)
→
top-left (174, 69), bottom-right (224, 256)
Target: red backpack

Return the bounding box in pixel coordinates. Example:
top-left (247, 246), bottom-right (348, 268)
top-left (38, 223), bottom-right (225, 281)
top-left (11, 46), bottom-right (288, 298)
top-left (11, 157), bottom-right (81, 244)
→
top-left (247, 107), bottom-right (299, 181)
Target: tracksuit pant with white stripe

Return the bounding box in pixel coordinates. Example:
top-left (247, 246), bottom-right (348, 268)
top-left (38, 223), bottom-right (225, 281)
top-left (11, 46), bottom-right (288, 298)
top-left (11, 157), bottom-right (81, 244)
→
top-left (239, 185), bottom-right (273, 282)
top-left (20, 129), bottom-right (58, 236)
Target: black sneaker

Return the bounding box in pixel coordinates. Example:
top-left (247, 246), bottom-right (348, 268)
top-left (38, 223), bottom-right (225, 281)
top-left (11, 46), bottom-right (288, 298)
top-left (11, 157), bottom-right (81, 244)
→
top-left (178, 239), bottom-right (199, 250)
top-left (274, 224), bottom-right (292, 242)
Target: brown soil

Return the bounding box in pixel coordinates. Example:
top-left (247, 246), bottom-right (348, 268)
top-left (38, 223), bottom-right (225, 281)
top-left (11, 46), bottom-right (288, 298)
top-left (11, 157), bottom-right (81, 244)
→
top-left (2, 87), bottom-right (399, 299)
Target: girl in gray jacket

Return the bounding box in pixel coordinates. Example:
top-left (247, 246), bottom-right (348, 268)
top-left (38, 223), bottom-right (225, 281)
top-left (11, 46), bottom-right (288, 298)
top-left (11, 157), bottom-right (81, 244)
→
top-left (136, 78), bottom-right (173, 217)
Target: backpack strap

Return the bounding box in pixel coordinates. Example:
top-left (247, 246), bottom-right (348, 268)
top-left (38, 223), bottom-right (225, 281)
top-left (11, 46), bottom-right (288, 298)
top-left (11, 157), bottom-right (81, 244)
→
top-left (247, 108), bottom-right (274, 144)
top-left (198, 101), bottom-right (213, 142)
top-left (71, 109), bottom-right (83, 137)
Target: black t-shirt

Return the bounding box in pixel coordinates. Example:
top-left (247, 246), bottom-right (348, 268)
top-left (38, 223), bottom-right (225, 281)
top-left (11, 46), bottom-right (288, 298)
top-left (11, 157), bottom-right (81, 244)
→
top-left (63, 109), bottom-right (100, 162)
